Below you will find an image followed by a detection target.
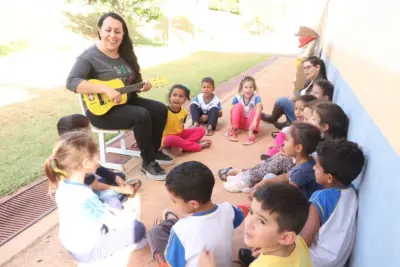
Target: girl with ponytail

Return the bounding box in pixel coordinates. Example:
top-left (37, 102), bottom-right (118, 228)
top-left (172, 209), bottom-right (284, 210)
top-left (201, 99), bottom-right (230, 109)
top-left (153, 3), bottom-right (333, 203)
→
top-left (44, 131), bottom-right (146, 263)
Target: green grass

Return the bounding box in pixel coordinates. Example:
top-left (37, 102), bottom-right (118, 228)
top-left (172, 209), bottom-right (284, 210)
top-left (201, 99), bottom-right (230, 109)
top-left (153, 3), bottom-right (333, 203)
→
top-left (0, 51), bottom-right (269, 196)
top-left (0, 40), bottom-right (27, 56)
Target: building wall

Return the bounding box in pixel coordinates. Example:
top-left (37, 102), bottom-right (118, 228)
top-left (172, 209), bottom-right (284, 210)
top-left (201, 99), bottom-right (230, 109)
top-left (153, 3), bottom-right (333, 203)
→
top-left (319, 0), bottom-right (400, 266)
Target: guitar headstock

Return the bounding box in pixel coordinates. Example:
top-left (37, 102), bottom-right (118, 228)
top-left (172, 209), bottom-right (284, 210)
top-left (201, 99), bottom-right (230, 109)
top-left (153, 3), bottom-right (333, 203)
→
top-left (150, 75), bottom-right (168, 88)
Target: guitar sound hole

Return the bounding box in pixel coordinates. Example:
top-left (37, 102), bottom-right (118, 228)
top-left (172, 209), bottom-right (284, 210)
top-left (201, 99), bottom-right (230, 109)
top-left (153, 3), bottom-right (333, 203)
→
top-left (98, 94), bottom-right (105, 105)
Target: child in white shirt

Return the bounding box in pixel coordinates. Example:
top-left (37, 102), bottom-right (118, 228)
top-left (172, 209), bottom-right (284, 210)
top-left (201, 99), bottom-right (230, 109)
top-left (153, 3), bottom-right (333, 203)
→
top-left (44, 131), bottom-right (146, 263)
top-left (300, 139), bottom-right (365, 267)
top-left (190, 77), bottom-right (222, 136)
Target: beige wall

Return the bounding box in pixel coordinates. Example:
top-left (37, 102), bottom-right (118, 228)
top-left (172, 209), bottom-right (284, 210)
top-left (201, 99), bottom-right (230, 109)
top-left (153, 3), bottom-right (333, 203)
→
top-left (320, 0), bottom-right (400, 154)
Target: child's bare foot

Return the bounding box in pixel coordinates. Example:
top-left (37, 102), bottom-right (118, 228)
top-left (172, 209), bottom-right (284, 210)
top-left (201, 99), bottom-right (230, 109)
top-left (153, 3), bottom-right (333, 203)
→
top-left (200, 140), bottom-right (212, 149)
top-left (200, 115), bottom-right (208, 123)
top-left (170, 147), bottom-right (183, 156)
top-left (205, 125), bottom-right (214, 136)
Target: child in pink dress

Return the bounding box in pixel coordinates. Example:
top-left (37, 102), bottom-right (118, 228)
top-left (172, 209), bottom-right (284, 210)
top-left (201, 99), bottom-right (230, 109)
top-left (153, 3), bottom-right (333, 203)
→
top-left (225, 76), bottom-right (262, 145)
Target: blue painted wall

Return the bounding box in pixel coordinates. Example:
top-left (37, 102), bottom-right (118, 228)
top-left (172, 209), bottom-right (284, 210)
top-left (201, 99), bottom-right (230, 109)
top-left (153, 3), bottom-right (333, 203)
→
top-left (321, 52), bottom-right (400, 267)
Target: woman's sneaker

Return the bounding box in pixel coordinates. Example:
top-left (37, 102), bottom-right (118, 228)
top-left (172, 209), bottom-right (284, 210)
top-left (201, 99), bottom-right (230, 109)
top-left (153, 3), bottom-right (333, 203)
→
top-left (155, 150), bottom-right (175, 166)
top-left (141, 161), bottom-right (166, 181)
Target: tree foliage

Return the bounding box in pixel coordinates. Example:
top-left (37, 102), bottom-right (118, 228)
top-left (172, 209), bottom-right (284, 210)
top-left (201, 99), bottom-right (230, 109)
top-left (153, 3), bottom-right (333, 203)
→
top-left (209, 0), bottom-right (241, 15)
top-left (67, 0), bottom-right (163, 22)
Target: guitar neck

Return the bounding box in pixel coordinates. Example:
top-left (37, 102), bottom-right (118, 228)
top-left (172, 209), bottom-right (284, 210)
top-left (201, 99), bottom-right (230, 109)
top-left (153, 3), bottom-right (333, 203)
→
top-left (115, 82), bottom-right (145, 94)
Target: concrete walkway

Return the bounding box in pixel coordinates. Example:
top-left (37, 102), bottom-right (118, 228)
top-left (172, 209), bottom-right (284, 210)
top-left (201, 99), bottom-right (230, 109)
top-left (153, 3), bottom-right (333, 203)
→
top-left (2, 56), bottom-right (296, 267)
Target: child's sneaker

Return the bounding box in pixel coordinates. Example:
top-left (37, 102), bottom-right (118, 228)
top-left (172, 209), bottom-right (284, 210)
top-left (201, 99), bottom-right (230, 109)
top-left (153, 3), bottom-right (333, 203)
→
top-left (223, 180), bottom-right (252, 193)
top-left (227, 174), bottom-right (242, 183)
top-left (225, 129), bottom-right (238, 142)
top-left (243, 135), bottom-right (257, 146)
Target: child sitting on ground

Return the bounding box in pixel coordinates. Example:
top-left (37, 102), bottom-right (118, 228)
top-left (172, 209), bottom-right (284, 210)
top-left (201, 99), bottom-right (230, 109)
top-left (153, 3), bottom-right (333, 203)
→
top-left (223, 123), bottom-right (322, 199)
top-left (248, 102), bottom-right (350, 198)
top-left (148, 161), bottom-right (246, 267)
top-left (190, 77), bottom-right (223, 136)
top-left (221, 101), bottom-right (349, 192)
top-left (57, 114), bottom-right (141, 209)
top-left (302, 100), bottom-right (323, 123)
top-left (199, 184), bottom-right (312, 267)
top-left (264, 79), bottom-right (333, 159)
top-left (308, 102), bottom-right (349, 140)
top-left (300, 139), bottom-right (365, 267)
top-left (310, 78), bottom-right (334, 101)
top-left (265, 94), bottom-right (317, 158)
top-left (44, 132), bottom-right (147, 263)
top-left (225, 76), bottom-right (263, 145)
top-left (162, 84), bottom-right (212, 156)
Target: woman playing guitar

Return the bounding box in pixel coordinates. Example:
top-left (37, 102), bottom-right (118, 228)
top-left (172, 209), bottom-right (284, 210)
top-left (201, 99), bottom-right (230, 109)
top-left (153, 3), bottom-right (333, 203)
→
top-left (66, 12), bottom-right (172, 180)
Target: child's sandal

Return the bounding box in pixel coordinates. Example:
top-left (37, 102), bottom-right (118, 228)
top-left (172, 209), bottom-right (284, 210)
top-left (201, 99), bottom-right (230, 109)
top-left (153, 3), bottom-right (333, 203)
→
top-left (217, 167), bottom-right (233, 181)
top-left (200, 139), bottom-right (212, 149)
top-left (271, 131), bottom-right (279, 139)
top-left (205, 127), bottom-right (214, 136)
top-left (243, 135), bottom-right (257, 146)
top-left (130, 179), bottom-right (142, 194)
top-left (225, 129), bottom-right (238, 142)
top-left (163, 209), bottom-right (179, 221)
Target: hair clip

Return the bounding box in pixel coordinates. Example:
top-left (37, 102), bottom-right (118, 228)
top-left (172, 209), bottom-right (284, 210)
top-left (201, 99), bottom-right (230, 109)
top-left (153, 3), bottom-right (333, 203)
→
top-left (241, 75), bottom-right (246, 82)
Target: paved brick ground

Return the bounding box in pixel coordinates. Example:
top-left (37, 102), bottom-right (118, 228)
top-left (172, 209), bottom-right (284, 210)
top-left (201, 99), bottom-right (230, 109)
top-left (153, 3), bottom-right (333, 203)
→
top-left (2, 56), bottom-right (296, 267)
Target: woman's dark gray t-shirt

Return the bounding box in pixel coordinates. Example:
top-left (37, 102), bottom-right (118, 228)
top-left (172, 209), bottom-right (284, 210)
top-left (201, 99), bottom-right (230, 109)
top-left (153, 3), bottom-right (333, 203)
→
top-left (66, 45), bottom-right (138, 92)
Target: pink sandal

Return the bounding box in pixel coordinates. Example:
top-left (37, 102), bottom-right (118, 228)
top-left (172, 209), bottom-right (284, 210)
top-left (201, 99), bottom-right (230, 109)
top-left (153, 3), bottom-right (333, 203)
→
top-left (243, 135), bottom-right (257, 146)
top-left (225, 129), bottom-right (238, 142)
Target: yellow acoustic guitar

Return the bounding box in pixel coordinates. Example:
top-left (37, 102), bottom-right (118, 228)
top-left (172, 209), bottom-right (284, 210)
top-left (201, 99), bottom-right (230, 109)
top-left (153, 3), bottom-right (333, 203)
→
top-left (83, 76), bottom-right (168, 116)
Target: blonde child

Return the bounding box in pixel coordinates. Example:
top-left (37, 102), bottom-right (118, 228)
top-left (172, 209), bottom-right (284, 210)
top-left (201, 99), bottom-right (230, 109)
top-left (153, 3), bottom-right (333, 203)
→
top-left (44, 131), bottom-right (146, 263)
top-left (162, 84), bottom-right (212, 156)
top-left (225, 76), bottom-right (262, 145)
top-left (199, 184), bottom-right (312, 267)
top-left (57, 114), bottom-right (141, 209)
top-left (190, 77), bottom-right (223, 136)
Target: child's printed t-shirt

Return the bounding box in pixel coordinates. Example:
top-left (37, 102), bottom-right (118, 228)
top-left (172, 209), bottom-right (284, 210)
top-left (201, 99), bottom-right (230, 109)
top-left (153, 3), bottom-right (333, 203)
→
top-left (56, 179), bottom-right (108, 254)
top-left (309, 186), bottom-right (358, 267)
top-left (232, 93), bottom-right (261, 118)
top-left (162, 107), bottom-right (188, 142)
top-left (191, 93), bottom-right (222, 114)
top-left (165, 203), bottom-right (244, 267)
top-left (250, 236), bottom-right (312, 267)
top-left (289, 158), bottom-right (323, 199)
